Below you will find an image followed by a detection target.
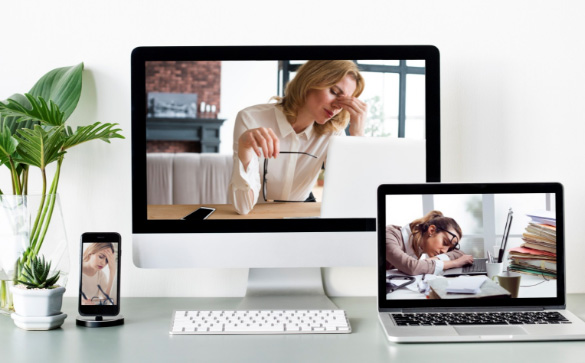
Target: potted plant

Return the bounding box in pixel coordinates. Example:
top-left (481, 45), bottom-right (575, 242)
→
top-left (317, 169), bottom-right (325, 187)
top-left (0, 63), bottom-right (124, 314)
top-left (10, 255), bottom-right (67, 330)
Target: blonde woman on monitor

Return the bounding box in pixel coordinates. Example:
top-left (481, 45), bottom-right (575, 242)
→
top-left (229, 60), bottom-right (367, 215)
top-left (386, 210), bottom-right (474, 276)
top-left (81, 243), bottom-right (117, 305)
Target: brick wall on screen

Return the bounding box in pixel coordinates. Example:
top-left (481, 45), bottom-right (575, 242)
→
top-left (145, 61), bottom-right (221, 153)
top-left (145, 61), bottom-right (221, 111)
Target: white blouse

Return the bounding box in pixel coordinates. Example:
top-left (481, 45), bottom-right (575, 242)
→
top-left (229, 104), bottom-right (344, 215)
top-left (81, 270), bottom-right (104, 301)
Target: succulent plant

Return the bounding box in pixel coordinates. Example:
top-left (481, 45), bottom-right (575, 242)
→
top-left (17, 255), bottom-right (60, 289)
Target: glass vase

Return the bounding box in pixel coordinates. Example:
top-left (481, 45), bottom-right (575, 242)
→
top-left (0, 194), bottom-right (70, 315)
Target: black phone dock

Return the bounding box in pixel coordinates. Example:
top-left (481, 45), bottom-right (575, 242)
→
top-left (76, 315), bottom-right (124, 328)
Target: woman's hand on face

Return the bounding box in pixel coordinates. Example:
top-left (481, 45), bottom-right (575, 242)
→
top-left (105, 249), bottom-right (116, 274)
top-left (336, 96), bottom-right (367, 136)
top-left (238, 127), bottom-right (280, 165)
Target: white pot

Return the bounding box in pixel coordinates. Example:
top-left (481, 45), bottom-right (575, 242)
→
top-left (10, 285), bottom-right (66, 317)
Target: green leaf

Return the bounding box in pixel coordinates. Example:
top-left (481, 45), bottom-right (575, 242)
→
top-left (29, 63), bottom-right (84, 122)
top-left (45, 271), bottom-right (60, 288)
top-left (62, 122), bottom-right (125, 150)
top-left (17, 280), bottom-right (37, 289)
top-left (14, 125), bottom-right (66, 169)
top-left (0, 94), bottom-right (65, 126)
top-left (0, 124), bottom-right (18, 166)
top-left (17, 255), bottom-right (60, 288)
top-left (0, 93), bottom-right (39, 134)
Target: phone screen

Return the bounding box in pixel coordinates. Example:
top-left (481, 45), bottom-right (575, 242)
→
top-left (183, 207), bottom-right (215, 221)
top-left (79, 233), bottom-right (121, 316)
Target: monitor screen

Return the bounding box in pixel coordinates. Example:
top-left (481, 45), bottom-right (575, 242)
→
top-left (131, 46), bottom-right (440, 235)
top-left (377, 183), bottom-right (563, 309)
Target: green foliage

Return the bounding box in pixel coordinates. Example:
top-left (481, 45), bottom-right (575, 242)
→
top-left (63, 122), bottom-right (124, 150)
top-left (14, 125), bottom-right (66, 170)
top-left (0, 62), bottom-right (124, 283)
top-left (0, 124), bottom-right (18, 166)
top-left (0, 63), bottom-right (125, 195)
top-left (17, 255), bottom-right (61, 289)
top-left (0, 94), bottom-right (65, 126)
top-left (364, 96), bottom-right (392, 138)
top-left (28, 63), bottom-right (83, 121)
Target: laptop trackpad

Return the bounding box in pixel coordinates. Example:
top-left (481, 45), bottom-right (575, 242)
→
top-left (455, 326), bottom-right (528, 336)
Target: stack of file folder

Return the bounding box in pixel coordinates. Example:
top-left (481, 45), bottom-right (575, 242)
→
top-left (508, 211), bottom-right (556, 279)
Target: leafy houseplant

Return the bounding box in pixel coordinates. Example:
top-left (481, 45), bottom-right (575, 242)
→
top-left (17, 255), bottom-right (60, 289)
top-left (11, 255), bottom-right (66, 319)
top-left (0, 63), bottom-right (124, 313)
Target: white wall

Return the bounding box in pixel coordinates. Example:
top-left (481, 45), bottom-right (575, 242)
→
top-left (2, 0), bottom-right (584, 297)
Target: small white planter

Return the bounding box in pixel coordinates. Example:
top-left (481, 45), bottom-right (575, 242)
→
top-left (10, 285), bottom-right (66, 317)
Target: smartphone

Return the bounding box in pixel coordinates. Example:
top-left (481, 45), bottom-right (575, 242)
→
top-left (79, 232), bottom-right (121, 316)
top-left (182, 207), bottom-right (215, 221)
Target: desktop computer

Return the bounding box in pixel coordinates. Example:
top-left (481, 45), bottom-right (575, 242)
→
top-left (131, 46), bottom-right (441, 318)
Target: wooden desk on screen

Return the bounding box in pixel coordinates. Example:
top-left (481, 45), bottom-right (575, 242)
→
top-left (148, 202), bottom-right (322, 220)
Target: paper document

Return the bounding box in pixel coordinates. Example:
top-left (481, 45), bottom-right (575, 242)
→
top-left (445, 276), bottom-right (487, 294)
top-left (526, 210), bottom-right (556, 226)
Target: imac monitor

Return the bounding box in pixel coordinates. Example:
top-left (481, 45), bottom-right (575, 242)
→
top-left (131, 46), bottom-right (440, 308)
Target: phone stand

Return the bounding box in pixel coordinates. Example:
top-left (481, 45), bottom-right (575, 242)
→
top-left (76, 315), bottom-right (124, 328)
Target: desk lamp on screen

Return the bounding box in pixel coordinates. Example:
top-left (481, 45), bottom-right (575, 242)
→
top-left (131, 45), bottom-right (440, 309)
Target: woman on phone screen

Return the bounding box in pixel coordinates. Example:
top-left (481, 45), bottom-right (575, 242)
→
top-left (81, 243), bottom-right (117, 305)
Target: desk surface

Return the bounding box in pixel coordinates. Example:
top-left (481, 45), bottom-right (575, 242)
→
top-left (148, 202), bottom-right (322, 220)
top-left (3, 295), bottom-right (585, 362)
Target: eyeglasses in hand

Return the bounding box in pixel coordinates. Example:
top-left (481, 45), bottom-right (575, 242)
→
top-left (263, 151), bottom-right (318, 202)
top-left (90, 284), bottom-right (115, 305)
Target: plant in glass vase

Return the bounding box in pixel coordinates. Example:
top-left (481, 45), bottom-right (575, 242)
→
top-left (0, 63), bottom-right (124, 315)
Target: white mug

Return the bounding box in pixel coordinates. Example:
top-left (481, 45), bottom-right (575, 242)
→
top-left (486, 262), bottom-right (503, 280)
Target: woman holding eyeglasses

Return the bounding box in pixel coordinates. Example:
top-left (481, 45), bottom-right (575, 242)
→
top-left (229, 60), bottom-right (367, 215)
top-left (386, 210), bottom-right (474, 276)
top-left (81, 243), bottom-right (117, 305)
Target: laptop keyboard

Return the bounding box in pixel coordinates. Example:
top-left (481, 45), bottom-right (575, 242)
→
top-left (461, 258), bottom-right (487, 273)
top-left (391, 311), bottom-right (571, 326)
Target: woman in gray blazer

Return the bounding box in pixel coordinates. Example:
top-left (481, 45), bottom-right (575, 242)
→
top-left (386, 210), bottom-right (474, 275)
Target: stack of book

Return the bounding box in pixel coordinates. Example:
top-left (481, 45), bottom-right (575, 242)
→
top-left (508, 211), bottom-right (557, 279)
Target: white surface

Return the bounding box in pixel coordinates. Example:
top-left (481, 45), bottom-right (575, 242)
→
top-left (321, 136), bottom-right (426, 218)
top-left (1, 0), bottom-right (585, 298)
top-left (4, 296), bottom-right (585, 363)
top-left (133, 232), bottom-right (376, 268)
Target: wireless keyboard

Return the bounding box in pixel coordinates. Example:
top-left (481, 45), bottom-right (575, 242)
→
top-left (170, 309), bottom-right (351, 334)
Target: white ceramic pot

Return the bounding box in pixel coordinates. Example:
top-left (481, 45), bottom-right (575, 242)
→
top-left (10, 285), bottom-right (66, 317)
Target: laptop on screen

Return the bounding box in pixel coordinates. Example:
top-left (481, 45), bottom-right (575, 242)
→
top-left (320, 136), bottom-right (426, 218)
top-left (377, 182), bottom-right (585, 342)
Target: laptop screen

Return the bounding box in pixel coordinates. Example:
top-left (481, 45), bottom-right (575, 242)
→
top-left (377, 183), bottom-right (565, 310)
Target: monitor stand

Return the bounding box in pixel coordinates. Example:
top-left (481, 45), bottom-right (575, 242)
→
top-left (237, 268), bottom-right (338, 310)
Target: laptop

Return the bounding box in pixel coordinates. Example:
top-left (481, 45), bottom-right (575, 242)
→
top-left (377, 182), bottom-right (585, 342)
top-left (444, 208), bottom-right (513, 277)
top-left (321, 136), bottom-right (426, 218)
